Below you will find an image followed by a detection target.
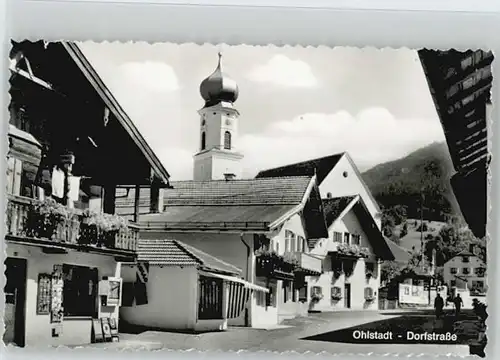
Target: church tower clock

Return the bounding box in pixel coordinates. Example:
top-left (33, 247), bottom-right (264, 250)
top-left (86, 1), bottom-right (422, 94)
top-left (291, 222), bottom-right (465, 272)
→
top-left (193, 53), bottom-right (244, 181)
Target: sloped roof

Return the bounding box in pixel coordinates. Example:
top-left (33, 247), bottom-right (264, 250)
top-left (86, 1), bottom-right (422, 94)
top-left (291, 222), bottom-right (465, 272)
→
top-left (164, 176), bottom-right (312, 206)
top-left (115, 176), bottom-right (313, 212)
top-left (139, 204), bottom-right (296, 230)
top-left (62, 42), bottom-right (170, 185)
top-left (136, 239), bottom-right (241, 276)
top-left (256, 153), bottom-right (344, 184)
top-left (385, 239), bottom-right (412, 264)
top-left (322, 196), bottom-right (357, 227)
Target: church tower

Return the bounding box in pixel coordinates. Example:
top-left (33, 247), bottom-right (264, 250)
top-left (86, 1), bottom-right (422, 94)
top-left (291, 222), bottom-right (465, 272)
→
top-left (193, 53), bottom-right (244, 181)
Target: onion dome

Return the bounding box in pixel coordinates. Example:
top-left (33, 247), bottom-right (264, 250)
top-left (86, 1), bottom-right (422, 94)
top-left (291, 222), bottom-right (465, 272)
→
top-left (200, 52), bottom-right (239, 106)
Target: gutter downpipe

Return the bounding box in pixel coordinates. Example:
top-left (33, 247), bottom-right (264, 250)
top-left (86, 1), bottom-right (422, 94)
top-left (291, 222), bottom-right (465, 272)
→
top-left (240, 233), bottom-right (251, 327)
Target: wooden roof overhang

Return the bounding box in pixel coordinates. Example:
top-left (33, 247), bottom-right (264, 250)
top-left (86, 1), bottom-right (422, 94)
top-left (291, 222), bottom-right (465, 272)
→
top-left (418, 49), bottom-right (493, 239)
top-left (8, 40), bottom-right (170, 189)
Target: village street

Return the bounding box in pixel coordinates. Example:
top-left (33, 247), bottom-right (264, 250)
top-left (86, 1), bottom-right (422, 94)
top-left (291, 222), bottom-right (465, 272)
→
top-left (86, 310), bottom-right (472, 356)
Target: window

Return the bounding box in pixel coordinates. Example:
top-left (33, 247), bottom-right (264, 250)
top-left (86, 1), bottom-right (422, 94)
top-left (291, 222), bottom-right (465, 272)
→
top-left (364, 287), bottom-right (374, 298)
top-left (462, 256), bottom-right (470, 263)
top-left (6, 156), bottom-right (43, 199)
top-left (311, 286), bottom-right (323, 298)
top-left (450, 280), bottom-right (456, 287)
top-left (344, 233), bottom-right (350, 245)
top-left (256, 291), bottom-right (266, 306)
top-left (472, 280), bottom-right (484, 289)
top-left (333, 232), bottom-right (342, 242)
top-left (291, 232), bottom-right (297, 251)
top-left (450, 267), bottom-right (457, 274)
top-left (474, 267), bottom-right (486, 277)
top-left (283, 281), bottom-right (288, 302)
top-left (224, 131), bottom-right (231, 150)
top-left (352, 234), bottom-right (361, 245)
top-left (331, 286), bottom-right (342, 303)
top-left (462, 267), bottom-right (470, 275)
top-left (285, 230), bottom-right (293, 252)
top-left (266, 283), bottom-right (277, 307)
top-left (298, 285), bottom-right (308, 302)
top-left (297, 236), bottom-right (305, 252)
top-left (6, 156), bottom-right (22, 196)
top-left (201, 131), bottom-right (206, 150)
top-left (62, 264), bottom-right (98, 317)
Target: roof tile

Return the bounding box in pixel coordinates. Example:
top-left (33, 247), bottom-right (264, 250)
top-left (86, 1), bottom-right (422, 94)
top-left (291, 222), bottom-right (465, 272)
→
top-left (256, 153), bottom-right (344, 184)
top-left (136, 239), bottom-right (241, 276)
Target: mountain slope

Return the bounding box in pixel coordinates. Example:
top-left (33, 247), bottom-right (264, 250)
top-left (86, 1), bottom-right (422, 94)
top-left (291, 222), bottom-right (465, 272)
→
top-left (361, 142), bottom-right (460, 222)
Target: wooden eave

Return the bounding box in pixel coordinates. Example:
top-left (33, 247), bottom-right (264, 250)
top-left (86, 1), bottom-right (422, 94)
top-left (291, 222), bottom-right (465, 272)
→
top-left (62, 42), bottom-right (170, 186)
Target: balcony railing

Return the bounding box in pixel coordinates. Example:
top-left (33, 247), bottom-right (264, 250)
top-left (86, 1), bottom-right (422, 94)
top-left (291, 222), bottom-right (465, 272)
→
top-left (289, 252), bottom-right (322, 275)
top-left (255, 250), bottom-right (297, 280)
top-left (6, 195), bottom-right (138, 252)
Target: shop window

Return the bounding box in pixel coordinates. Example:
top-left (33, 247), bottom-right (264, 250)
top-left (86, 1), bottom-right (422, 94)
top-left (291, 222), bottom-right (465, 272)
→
top-left (62, 264), bottom-right (98, 317)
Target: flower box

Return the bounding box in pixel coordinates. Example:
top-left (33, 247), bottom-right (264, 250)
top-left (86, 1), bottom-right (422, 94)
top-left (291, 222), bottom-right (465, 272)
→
top-left (337, 244), bottom-right (370, 258)
top-left (255, 249), bottom-right (298, 279)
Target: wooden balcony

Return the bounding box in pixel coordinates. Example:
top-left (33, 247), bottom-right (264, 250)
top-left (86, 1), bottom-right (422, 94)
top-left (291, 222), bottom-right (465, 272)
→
top-left (289, 252), bottom-right (322, 276)
top-left (6, 195), bottom-right (139, 256)
top-left (255, 250), bottom-right (296, 280)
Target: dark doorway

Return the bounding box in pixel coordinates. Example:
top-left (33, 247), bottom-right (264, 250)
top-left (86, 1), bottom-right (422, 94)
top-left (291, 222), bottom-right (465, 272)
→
top-left (344, 283), bottom-right (351, 309)
top-left (3, 257), bottom-right (27, 347)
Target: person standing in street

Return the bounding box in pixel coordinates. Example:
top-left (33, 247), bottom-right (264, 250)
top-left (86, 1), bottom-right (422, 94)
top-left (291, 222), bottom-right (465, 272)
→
top-left (434, 293), bottom-right (444, 319)
top-left (453, 293), bottom-right (464, 317)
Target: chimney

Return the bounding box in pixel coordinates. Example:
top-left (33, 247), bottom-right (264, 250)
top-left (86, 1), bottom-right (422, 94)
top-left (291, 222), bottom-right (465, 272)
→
top-left (326, 192), bottom-right (332, 199)
top-left (149, 184), bottom-right (164, 213)
top-left (224, 173), bottom-right (236, 181)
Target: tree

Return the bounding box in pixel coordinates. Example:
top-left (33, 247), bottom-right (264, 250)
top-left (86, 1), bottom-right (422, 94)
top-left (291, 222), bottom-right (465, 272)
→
top-left (381, 261), bottom-right (403, 284)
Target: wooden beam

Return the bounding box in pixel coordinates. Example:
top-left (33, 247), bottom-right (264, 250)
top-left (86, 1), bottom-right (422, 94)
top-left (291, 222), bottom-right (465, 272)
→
top-left (133, 184), bottom-right (141, 223)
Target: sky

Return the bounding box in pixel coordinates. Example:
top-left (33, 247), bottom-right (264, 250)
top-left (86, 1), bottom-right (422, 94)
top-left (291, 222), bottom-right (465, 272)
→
top-left (78, 42), bottom-right (447, 181)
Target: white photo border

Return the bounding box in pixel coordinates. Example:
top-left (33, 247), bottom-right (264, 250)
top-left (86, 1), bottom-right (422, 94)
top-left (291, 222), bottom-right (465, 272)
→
top-left (1, 1), bottom-right (499, 360)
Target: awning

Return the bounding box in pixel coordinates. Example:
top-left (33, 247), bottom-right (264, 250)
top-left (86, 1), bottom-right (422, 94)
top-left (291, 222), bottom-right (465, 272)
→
top-left (199, 270), bottom-right (269, 293)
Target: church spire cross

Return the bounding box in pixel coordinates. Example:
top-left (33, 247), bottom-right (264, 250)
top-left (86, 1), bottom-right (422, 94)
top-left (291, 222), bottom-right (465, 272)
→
top-left (217, 51), bottom-right (223, 69)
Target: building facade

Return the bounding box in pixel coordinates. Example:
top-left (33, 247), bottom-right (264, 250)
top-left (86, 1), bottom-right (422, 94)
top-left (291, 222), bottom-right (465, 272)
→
top-left (4, 40), bottom-right (170, 347)
top-left (443, 251), bottom-right (487, 294)
top-left (307, 195), bottom-right (393, 312)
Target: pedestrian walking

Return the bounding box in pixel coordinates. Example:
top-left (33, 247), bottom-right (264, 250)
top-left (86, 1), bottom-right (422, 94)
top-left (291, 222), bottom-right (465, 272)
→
top-left (434, 293), bottom-right (444, 319)
top-left (453, 293), bottom-right (464, 317)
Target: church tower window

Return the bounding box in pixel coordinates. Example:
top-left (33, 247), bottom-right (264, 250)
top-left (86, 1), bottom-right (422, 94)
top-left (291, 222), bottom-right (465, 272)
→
top-left (224, 131), bottom-right (232, 150)
top-left (201, 131), bottom-right (206, 150)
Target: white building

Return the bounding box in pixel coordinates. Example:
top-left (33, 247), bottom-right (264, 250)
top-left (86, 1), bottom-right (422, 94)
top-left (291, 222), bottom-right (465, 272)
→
top-left (443, 249), bottom-right (487, 294)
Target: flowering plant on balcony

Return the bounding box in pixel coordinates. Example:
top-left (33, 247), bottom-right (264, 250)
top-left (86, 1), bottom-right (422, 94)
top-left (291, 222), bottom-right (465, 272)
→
top-left (26, 198), bottom-right (79, 242)
top-left (337, 244), bottom-right (370, 258)
top-left (80, 210), bottom-right (129, 247)
top-left (364, 287), bottom-right (376, 302)
top-left (332, 267), bottom-right (343, 279)
top-left (255, 248), bottom-right (298, 275)
top-left (331, 286), bottom-right (342, 301)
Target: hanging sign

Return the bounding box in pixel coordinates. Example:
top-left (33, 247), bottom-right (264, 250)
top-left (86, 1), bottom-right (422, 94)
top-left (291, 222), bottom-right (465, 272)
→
top-left (36, 273), bottom-right (51, 315)
top-left (50, 265), bottom-right (64, 337)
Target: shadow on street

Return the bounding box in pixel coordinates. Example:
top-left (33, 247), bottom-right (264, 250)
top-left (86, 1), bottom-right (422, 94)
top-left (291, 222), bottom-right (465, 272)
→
top-left (302, 310), bottom-right (479, 346)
